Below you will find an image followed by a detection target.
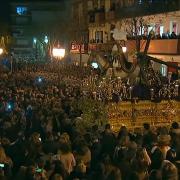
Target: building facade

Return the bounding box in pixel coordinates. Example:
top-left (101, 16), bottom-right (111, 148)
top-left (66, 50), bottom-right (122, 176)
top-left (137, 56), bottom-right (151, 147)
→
top-left (71, 0), bottom-right (180, 74)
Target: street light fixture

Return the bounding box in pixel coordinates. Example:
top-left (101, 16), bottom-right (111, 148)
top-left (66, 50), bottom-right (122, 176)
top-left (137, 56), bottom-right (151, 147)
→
top-left (122, 46), bottom-right (127, 53)
top-left (52, 48), bottom-right (65, 59)
top-left (0, 48), bottom-right (3, 55)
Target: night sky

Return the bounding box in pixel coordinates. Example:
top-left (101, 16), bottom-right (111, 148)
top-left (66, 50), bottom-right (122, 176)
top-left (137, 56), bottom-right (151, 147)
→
top-left (0, 0), bottom-right (10, 22)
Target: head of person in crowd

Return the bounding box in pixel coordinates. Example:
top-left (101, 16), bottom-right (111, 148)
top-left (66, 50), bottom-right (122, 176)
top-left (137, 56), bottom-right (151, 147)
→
top-left (143, 123), bottom-right (151, 134)
top-left (69, 160), bottom-right (87, 179)
top-left (170, 122), bottom-right (180, 140)
top-left (59, 133), bottom-right (70, 145)
top-left (118, 125), bottom-right (128, 139)
top-left (30, 132), bottom-right (42, 145)
top-left (171, 122), bottom-right (179, 130)
top-left (157, 134), bottom-right (171, 159)
top-left (104, 123), bottom-right (114, 135)
top-left (161, 160), bottom-right (178, 180)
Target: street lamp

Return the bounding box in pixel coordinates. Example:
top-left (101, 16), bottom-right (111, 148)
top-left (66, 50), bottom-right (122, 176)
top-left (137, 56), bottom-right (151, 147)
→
top-left (122, 46), bottom-right (127, 53)
top-left (52, 48), bottom-right (65, 59)
top-left (0, 48), bottom-right (3, 55)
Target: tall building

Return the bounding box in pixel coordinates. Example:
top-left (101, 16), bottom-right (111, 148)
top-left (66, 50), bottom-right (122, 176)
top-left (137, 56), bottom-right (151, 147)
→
top-left (10, 0), bottom-right (71, 60)
top-left (71, 0), bottom-right (89, 43)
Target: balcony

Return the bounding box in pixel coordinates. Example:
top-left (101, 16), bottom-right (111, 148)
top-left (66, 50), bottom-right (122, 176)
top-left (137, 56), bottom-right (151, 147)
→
top-left (89, 39), bottom-right (180, 55)
top-left (116, 0), bottom-right (180, 18)
top-left (127, 39), bottom-right (180, 55)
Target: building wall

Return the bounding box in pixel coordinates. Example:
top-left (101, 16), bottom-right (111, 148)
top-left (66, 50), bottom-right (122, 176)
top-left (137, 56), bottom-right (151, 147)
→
top-left (10, 1), bottom-right (72, 59)
top-left (71, 0), bottom-right (89, 42)
top-left (88, 10), bottom-right (180, 43)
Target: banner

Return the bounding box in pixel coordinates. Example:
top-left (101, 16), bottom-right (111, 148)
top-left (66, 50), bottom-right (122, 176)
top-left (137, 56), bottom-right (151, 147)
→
top-left (70, 42), bottom-right (88, 54)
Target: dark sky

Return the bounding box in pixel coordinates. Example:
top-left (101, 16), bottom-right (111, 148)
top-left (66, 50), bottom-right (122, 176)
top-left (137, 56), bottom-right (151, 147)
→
top-left (0, 0), bottom-right (10, 22)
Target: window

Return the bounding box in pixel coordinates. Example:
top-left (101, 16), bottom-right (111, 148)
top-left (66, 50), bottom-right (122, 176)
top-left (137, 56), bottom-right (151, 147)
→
top-left (16, 7), bottom-right (27, 15)
top-left (95, 31), bottom-right (103, 43)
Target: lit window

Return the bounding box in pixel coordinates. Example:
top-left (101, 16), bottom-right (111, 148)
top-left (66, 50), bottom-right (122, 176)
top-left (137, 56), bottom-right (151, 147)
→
top-left (16, 7), bottom-right (27, 15)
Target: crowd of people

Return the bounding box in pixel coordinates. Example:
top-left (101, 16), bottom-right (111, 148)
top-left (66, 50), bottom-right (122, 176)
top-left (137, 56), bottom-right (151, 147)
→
top-left (127, 31), bottom-right (180, 40)
top-left (0, 63), bottom-right (179, 180)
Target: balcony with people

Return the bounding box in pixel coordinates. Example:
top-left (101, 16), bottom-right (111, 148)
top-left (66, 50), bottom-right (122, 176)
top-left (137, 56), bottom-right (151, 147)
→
top-left (89, 30), bottom-right (180, 55)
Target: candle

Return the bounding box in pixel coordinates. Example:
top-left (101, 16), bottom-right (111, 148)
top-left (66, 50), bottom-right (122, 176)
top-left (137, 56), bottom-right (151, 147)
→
top-left (129, 86), bottom-right (133, 99)
top-left (150, 88), bottom-right (154, 100)
top-left (175, 84), bottom-right (179, 97)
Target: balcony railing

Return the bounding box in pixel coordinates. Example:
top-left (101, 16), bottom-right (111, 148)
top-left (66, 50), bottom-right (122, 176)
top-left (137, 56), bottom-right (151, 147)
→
top-left (89, 39), bottom-right (180, 55)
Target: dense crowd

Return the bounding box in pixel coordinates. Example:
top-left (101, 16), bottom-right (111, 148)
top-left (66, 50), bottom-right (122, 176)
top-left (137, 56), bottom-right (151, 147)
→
top-left (0, 64), bottom-right (179, 180)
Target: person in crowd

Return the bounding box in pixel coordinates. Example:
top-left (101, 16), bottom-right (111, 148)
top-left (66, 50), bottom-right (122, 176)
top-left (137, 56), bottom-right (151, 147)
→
top-left (0, 146), bottom-right (13, 167)
top-left (56, 143), bottom-right (76, 174)
top-left (69, 160), bottom-right (88, 180)
top-left (101, 123), bottom-right (116, 157)
top-left (171, 32), bottom-right (177, 39)
top-left (157, 134), bottom-right (171, 159)
top-left (131, 147), bottom-right (151, 180)
top-left (142, 123), bottom-right (155, 151)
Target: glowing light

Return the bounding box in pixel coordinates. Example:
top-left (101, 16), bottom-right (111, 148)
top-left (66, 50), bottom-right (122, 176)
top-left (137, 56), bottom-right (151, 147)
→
top-left (52, 48), bottom-right (65, 59)
top-left (0, 48), bottom-right (3, 55)
top-left (122, 46), bottom-right (127, 53)
top-left (44, 36), bottom-right (48, 44)
top-left (91, 62), bottom-right (99, 69)
top-left (33, 38), bottom-right (37, 44)
top-left (8, 104), bottom-right (11, 109)
top-left (38, 77), bottom-right (42, 83)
